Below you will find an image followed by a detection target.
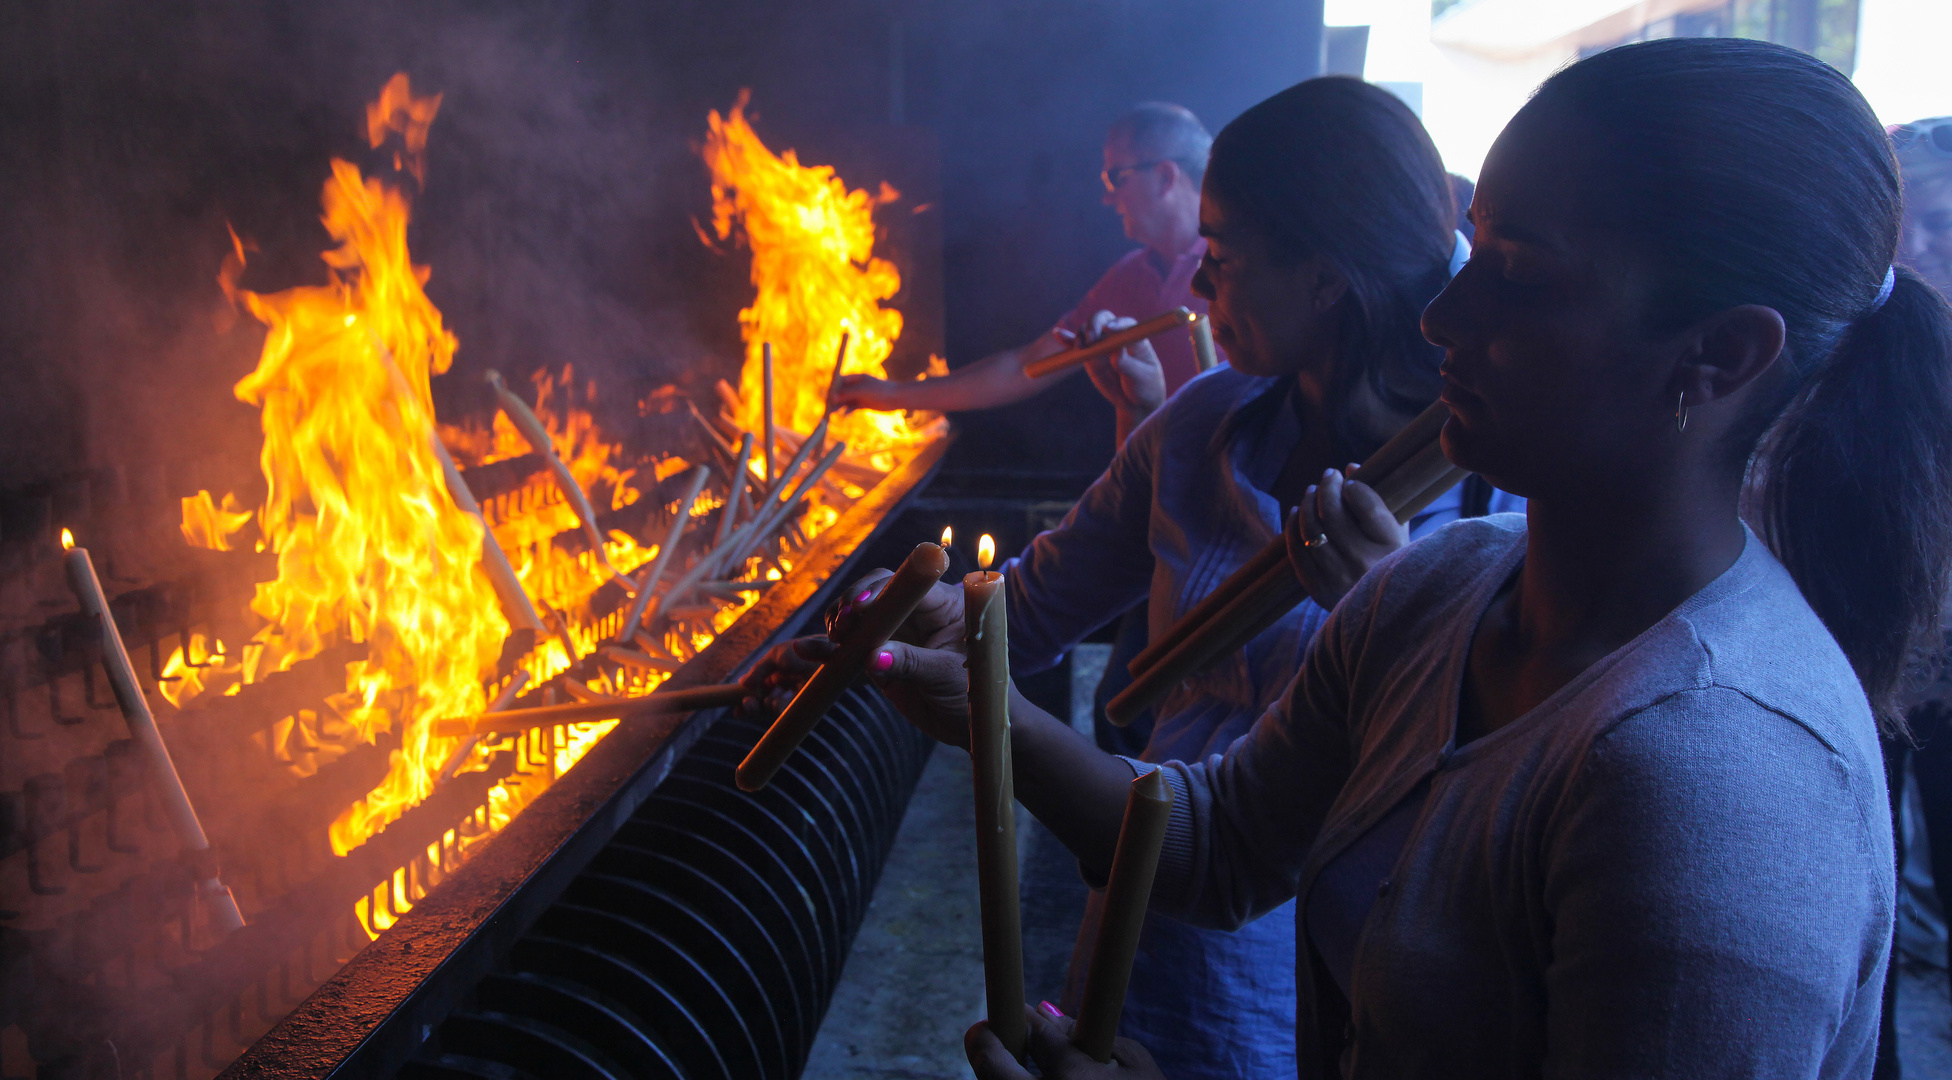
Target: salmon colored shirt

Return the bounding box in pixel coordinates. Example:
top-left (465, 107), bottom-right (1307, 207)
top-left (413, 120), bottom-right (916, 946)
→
top-left (1055, 241), bottom-right (1211, 394)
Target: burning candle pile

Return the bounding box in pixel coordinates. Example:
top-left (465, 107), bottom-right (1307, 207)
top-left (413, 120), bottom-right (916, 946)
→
top-left (143, 73), bottom-right (947, 952)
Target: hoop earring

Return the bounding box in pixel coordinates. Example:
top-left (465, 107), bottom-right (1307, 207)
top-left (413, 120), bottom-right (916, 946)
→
top-left (1675, 390), bottom-right (1689, 434)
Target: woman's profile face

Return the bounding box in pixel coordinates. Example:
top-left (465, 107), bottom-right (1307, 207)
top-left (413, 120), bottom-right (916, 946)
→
top-left (1420, 108), bottom-right (1671, 499)
top-left (1191, 190), bottom-right (1344, 386)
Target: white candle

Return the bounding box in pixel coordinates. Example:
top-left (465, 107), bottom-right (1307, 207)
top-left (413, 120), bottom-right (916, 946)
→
top-left (62, 530), bottom-right (245, 933)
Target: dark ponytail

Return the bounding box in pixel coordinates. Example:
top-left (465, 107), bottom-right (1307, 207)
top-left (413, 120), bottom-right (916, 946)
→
top-left (1756, 271), bottom-right (1952, 728)
top-left (1534, 39), bottom-right (1952, 729)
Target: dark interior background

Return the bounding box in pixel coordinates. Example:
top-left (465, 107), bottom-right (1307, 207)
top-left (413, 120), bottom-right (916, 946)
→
top-left (0, 0), bottom-right (1324, 506)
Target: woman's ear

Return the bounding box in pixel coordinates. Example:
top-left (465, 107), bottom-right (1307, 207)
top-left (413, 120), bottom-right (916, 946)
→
top-left (1306, 257), bottom-right (1351, 313)
top-left (1670, 303), bottom-right (1787, 406)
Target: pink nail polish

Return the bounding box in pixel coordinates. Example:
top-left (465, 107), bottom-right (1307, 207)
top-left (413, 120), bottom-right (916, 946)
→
top-left (856, 588), bottom-right (874, 602)
top-left (871, 650), bottom-right (894, 672)
top-left (1039, 1000), bottom-right (1065, 1019)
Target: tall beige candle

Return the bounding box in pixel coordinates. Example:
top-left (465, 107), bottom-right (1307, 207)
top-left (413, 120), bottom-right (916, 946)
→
top-left (1189, 314), bottom-right (1220, 372)
top-left (1073, 768), bottom-right (1173, 1061)
top-left (431, 682), bottom-right (749, 738)
top-left (762, 341), bottom-right (777, 488)
top-left (1022, 308), bottom-right (1195, 379)
top-left (63, 532), bottom-right (245, 933)
top-left (965, 534), bottom-right (1026, 1059)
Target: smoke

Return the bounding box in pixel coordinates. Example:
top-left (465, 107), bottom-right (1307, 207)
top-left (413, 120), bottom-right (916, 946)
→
top-left (0, 0), bottom-right (735, 493)
top-left (0, 0), bottom-right (1323, 498)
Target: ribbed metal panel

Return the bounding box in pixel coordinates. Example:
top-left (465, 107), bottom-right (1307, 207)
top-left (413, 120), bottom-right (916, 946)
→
top-left (399, 684), bottom-right (932, 1080)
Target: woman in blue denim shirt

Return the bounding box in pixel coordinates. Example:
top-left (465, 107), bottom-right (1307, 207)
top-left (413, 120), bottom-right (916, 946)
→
top-left (752, 77), bottom-right (1516, 1079)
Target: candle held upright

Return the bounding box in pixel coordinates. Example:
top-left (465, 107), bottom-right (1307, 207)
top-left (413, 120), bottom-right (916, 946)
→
top-left (964, 535), bottom-right (1026, 1058)
top-left (1190, 314), bottom-right (1220, 372)
top-left (1073, 767), bottom-right (1174, 1062)
top-left (61, 530), bottom-right (246, 935)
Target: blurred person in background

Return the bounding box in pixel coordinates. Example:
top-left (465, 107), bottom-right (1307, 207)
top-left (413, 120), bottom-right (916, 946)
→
top-left (1449, 173), bottom-right (1477, 241)
top-left (836, 102), bottom-right (1216, 447)
top-left (1898, 118), bottom-right (1952, 298)
top-left (1880, 115), bottom-right (1952, 1079)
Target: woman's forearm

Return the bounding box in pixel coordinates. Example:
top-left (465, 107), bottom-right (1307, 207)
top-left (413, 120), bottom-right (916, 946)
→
top-left (1005, 684), bottom-right (1140, 879)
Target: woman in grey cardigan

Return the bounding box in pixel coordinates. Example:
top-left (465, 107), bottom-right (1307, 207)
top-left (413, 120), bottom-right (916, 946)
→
top-left (842, 37), bottom-right (1952, 1079)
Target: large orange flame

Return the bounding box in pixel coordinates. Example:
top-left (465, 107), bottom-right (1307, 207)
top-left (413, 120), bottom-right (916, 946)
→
top-left (180, 489), bottom-right (253, 551)
top-left (701, 92), bottom-right (944, 471)
top-left (224, 75), bottom-right (509, 856)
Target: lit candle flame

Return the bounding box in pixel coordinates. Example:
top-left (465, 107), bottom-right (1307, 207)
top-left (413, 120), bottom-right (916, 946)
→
top-left (977, 533), bottom-right (995, 570)
top-left (941, 525), bottom-right (953, 548)
top-left (60, 528), bottom-right (74, 551)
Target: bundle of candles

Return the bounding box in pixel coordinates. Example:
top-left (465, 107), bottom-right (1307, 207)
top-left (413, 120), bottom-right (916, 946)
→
top-left (1022, 307), bottom-right (1218, 380)
top-left (1106, 399), bottom-right (1460, 727)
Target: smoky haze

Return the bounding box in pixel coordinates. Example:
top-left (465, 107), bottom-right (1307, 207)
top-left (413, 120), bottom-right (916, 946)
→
top-left (0, 0), bottom-right (1322, 496)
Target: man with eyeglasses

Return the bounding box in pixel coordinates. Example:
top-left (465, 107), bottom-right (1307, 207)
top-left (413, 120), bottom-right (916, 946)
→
top-left (836, 102), bottom-right (1214, 446)
top-left (1897, 117), bottom-right (1952, 299)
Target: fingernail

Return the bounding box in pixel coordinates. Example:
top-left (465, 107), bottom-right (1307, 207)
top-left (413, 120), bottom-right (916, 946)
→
top-left (1038, 1000), bottom-right (1065, 1019)
top-left (1323, 468), bottom-right (1336, 478)
top-left (838, 603), bottom-right (852, 617)
top-left (872, 650), bottom-right (894, 672)
top-left (1306, 484), bottom-right (1316, 495)
top-left (856, 588), bottom-right (874, 602)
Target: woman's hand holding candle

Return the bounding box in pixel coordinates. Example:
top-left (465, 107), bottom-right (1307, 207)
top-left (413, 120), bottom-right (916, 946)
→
top-left (965, 1004), bottom-right (1166, 1080)
top-left (736, 541), bottom-right (951, 791)
top-left (965, 537), bottom-right (1026, 1058)
top-left (1285, 464), bottom-right (1410, 610)
top-left (826, 569), bottom-right (967, 651)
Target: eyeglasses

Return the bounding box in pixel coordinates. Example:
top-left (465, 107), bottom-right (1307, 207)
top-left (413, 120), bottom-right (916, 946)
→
top-left (1101, 160), bottom-right (1166, 192)
top-left (1892, 119), bottom-right (1952, 162)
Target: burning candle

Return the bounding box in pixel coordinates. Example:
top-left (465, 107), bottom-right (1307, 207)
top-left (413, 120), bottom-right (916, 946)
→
top-left (762, 341), bottom-right (777, 488)
top-left (826, 330), bottom-right (852, 413)
top-left (964, 533), bottom-right (1026, 1058)
top-left (1190, 314), bottom-right (1220, 373)
top-left (1072, 768), bottom-right (1174, 1062)
top-left (61, 529), bottom-right (245, 934)
top-left (940, 525), bottom-right (960, 578)
top-left (614, 465), bottom-right (711, 644)
top-left (486, 369), bottom-right (626, 587)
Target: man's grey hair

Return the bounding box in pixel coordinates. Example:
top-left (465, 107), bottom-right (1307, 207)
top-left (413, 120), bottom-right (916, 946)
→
top-left (1107, 102), bottom-right (1213, 186)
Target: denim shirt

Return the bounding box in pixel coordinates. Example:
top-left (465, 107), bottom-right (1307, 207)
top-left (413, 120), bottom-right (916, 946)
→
top-left (1006, 364), bottom-right (1522, 765)
top-left (1002, 365), bottom-right (1522, 1080)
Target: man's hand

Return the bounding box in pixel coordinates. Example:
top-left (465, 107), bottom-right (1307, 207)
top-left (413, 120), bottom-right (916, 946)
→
top-left (833, 373), bottom-right (907, 412)
top-left (966, 1002), bottom-right (1168, 1080)
top-left (1080, 311), bottom-right (1168, 421)
top-left (1284, 464), bottom-right (1408, 610)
